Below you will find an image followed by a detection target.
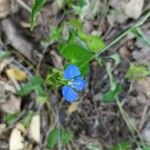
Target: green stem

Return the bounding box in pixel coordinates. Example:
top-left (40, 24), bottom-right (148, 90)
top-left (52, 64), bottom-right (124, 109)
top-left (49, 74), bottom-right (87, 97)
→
top-left (116, 97), bottom-right (145, 148)
top-left (94, 10), bottom-right (150, 58)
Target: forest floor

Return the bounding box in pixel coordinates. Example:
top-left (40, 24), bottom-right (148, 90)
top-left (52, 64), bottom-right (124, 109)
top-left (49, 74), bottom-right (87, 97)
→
top-left (0, 0), bottom-right (150, 150)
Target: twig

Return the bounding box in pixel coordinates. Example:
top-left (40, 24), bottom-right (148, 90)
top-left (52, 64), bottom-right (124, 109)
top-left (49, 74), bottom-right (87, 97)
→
top-left (16, 0), bottom-right (31, 12)
top-left (139, 105), bottom-right (149, 131)
top-left (116, 97), bottom-right (145, 148)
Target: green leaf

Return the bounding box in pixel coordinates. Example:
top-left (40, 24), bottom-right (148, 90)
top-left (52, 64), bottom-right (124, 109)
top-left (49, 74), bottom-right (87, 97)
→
top-left (17, 76), bottom-right (44, 96)
top-left (17, 76), bottom-right (48, 105)
top-left (4, 114), bottom-right (18, 125)
top-left (30, 0), bottom-right (48, 31)
top-left (47, 128), bottom-right (60, 148)
top-left (60, 44), bottom-right (93, 74)
top-left (69, 19), bottom-right (105, 52)
top-left (35, 86), bottom-right (48, 104)
top-left (30, 76), bottom-right (44, 85)
top-left (46, 71), bottom-right (63, 87)
top-left (0, 51), bottom-right (11, 60)
top-left (101, 83), bottom-right (123, 102)
top-left (111, 141), bottom-right (131, 150)
top-left (47, 128), bottom-right (73, 148)
top-left (126, 64), bottom-right (150, 79)
top-left (106, 62), bottom-right (116, 91)
top-left (110, 53), bottom-right (121, 66)
top-left (84, 35), bottom-right (105, 52)
top-left (21, 111), bottom-right (34, 128)
top-left (79, 0), bottom-right (86, 7)
top-left (61, 129), bottom-right (73, 145)
top-left (143, 146), bottom-right (150, 150)
top-left (69, 18), bottom-right (83, 32)
top-left (44, 26), bottom-right (62, 45)
top-left (17, 83), bottom-right (34, 96)
top-left (79, 31), bottom-right (105, 52)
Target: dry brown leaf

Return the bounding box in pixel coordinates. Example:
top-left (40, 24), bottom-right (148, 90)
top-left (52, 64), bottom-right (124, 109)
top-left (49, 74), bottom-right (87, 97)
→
top-left (141, 121), bottom-right (150, 143)
top-left (68, 102), bottom-right (78, 114)
top-left (16, 124), bottom-right (26, 134)
top-left (9, 128), bottom-right (24, 150)
top-left (20, 21), bottom-right (31, 28)
top-left (6, 68), bottom-right (27, 81)
top-left (0, 58), bottom-right (13, 73)
top-left (124, 0), bottom-right (144, 19)
top-left (0, 0), bottom-right (10, 18)
top-left (0, 123), bottom-right (6, 135)
top-left (1, 94), bottom-right (21, 114)
top-left (29, 114), bottom-right (40, 143)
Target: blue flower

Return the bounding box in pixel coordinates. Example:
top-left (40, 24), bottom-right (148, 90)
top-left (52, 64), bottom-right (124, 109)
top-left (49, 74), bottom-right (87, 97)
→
top-left (62, 64), bottom-right (87, 102)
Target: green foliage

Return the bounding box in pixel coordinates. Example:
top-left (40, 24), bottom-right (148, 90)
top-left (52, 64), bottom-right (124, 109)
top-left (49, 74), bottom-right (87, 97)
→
top-left (60, 44), bottom-right (93, 74)
top-left (46, 70), bottom-right (64, 88)
top-left (106, 62), bottom-right (116, 91)
top-left (111, 141), bottom-right (131, 150)
top-left (0, 51), bottom-right (11, 60)
top-left (61, 129), bottom-right (73, 145)
top-left (47, 128), bottom-right (73, 148)
top-left (4, 114), bottom-right (18, 125)
top-left (68, 19), bottom-right (105, 52)
top-left (17, 76), bottom-right (48, 105)
top-left (126, 64), bottom-right (150, 79)
top-left (47, 128), bottom-right (59, 148)
top-left (110, 53), bottom-right (121, 66)
top-left (30, 0), bottom-right (48, 31)
top-left (69, 18), bottom-right (83, 31)
top-left (21, 111), bottom-right (34, 128)
top-left (143, 146), bottom-right (150, 150)
top-left (101, 83), bottom-right (123, 102)
top-left (44, 26), bottom-right (62, 45)
top-left (5, 111), bottom-right (34, 128)
top-left (132, 27), bottom-right (150, 46)
top-left (101, 62), bottom-right (123, 102)
top-left (79, 32), bottom-right (105, 52)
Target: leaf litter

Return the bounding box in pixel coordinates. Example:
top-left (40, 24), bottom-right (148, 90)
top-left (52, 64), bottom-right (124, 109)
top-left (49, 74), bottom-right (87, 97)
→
top-left (0, 0), bottom-right (150, 149)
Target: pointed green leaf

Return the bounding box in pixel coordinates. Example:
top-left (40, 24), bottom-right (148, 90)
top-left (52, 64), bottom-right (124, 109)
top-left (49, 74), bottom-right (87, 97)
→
top-left (17, 76), bottom-right (48, 104)
top-left (17, 83), bottom-right (34, 96)
top-left (101, 83), bottom-right (123, 102)
top-left (0, 51), bottom-right (11, 60)
top-left (47, 128), bottom-right (60, 148)
top-left (111, 141), bottom-right (131, 150)
top-left (126, 64), bottom-right (150, 79)
top-left (47, 128), bottom-right (73, 148)
top-left (4, 114), bottom-right (18, 125)
top-left (143, 146), bottom-right (150, 150)
top-left (79, 31), bottom-right (105, 52)
top-left (85, 35), bottom-right (105, 52)
top-left (60, 44), bottom-right (93, 74)
top-left (30, 0), bottom-right (48, 30)
top-left (61, 129), bottom-right (73, 145)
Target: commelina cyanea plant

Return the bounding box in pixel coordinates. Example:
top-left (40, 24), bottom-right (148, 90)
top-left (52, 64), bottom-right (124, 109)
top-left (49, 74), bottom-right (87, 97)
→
top-left (62, 64), bottom-right (87, 102)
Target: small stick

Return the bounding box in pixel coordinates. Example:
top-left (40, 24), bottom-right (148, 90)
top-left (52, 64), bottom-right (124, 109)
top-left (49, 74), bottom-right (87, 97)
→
top-left (139, 105), bottom-right (149, 131)
top-left (16, 0), bottom-right (31, 12)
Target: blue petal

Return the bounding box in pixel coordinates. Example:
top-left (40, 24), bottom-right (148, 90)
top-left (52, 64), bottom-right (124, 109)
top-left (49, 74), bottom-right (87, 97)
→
top-left (64, 64), bottom-right (81, 80)
top-left (62, 86), bottom-right (78, 102)
top-left (71, 77), bottom-right (87, 91)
